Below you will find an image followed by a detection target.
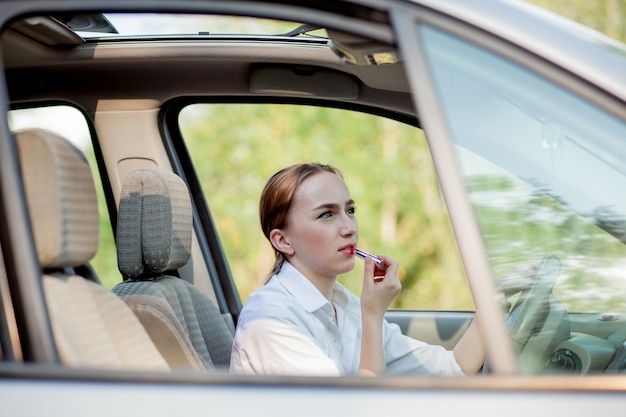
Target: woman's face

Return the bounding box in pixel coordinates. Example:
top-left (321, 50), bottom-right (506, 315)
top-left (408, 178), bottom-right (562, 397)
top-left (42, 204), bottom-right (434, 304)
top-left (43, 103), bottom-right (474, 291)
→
top-left (282, 171), bottom-right (358, 281)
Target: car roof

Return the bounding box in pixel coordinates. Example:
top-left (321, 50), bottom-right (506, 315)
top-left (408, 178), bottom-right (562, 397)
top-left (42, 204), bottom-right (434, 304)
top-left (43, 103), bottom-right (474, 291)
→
top-left (2, 0), bottom-right (625, 116)
top-left (1, 5), bottom-right (411, 116)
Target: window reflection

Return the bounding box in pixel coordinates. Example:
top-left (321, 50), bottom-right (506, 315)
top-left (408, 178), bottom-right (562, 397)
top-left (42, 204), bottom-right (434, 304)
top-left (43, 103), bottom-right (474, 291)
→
top-left (421, 24), bottom-right (626, 374)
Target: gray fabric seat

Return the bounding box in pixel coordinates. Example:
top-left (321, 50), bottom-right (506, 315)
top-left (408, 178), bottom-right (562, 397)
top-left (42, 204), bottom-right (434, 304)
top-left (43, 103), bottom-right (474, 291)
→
top-left (112, 167), bottom-right (233, 370)
top-left (16, 128), bottom-right (169, 370)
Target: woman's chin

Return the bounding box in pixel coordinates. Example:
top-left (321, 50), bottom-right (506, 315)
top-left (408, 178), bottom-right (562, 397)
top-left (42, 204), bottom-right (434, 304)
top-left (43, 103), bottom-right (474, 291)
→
top-left (338, 259), bottom-right (356, 274)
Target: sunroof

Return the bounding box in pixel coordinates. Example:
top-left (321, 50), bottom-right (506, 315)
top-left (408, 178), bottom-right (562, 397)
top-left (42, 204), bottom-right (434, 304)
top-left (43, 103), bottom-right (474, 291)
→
top-left (73, 13), bottom-right (327, 39)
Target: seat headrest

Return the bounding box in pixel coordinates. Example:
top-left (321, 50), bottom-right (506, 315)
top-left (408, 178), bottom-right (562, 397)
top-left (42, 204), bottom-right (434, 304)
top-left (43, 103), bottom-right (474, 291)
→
top-left (117, 167), bottom-right (192, 279)
top-left (16, 128), bottom-right (99, 268)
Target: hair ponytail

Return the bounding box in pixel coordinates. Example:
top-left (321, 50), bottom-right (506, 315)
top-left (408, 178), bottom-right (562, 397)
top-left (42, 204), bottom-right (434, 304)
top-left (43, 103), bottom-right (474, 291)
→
top-left (266, 252), bottom-right (285, 283)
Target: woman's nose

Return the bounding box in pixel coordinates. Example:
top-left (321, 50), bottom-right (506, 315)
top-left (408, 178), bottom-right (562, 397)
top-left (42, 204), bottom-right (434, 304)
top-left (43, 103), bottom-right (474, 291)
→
top-left (340, 214), bottom-right (357, 236)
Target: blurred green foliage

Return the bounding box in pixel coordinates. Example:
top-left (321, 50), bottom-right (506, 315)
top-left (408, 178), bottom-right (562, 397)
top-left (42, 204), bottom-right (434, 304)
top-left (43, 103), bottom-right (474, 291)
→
top-left (527, 0), bottom-right (626, 43)
top-left (180, 104), bottom-right (470, 309)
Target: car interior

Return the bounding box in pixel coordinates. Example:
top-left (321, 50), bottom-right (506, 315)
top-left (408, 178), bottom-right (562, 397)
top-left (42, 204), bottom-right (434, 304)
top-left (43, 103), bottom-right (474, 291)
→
top-left (3, 9), bottom-right (453, 372)
top-left (2, 4), bottom-right (626, 380)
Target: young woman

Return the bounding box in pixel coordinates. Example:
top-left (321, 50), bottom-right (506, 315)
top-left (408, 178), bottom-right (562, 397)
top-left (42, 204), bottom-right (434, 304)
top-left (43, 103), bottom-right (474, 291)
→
top-left (230, 163), bottom-right (485, 376)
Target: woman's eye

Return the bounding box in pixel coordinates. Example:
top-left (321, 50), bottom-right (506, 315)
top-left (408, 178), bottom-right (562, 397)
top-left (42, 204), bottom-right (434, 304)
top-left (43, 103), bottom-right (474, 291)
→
top-left (347, 206), bottom-right (356, 215)
top-left (319, 210), bottom-right (333, 219)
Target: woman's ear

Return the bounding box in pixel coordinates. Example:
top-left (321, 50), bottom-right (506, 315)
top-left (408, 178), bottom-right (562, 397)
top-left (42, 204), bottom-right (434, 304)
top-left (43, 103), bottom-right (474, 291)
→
top-left (269, 228), bottom-right (294, 256)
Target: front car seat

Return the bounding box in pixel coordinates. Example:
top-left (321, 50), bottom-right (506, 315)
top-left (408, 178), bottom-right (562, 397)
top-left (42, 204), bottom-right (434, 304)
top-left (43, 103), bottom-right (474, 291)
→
top-left (112, 167), bottom-right (233, 370)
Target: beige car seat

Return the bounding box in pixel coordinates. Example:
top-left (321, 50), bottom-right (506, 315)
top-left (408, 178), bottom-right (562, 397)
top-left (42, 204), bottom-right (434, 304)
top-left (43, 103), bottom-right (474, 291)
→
top-left (16, 128), bottom-right (169, 370)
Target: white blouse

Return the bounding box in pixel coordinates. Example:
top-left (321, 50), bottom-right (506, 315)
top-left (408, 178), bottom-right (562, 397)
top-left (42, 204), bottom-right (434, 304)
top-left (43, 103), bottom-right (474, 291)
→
top-left (230, 261), bottom-right (464, 376)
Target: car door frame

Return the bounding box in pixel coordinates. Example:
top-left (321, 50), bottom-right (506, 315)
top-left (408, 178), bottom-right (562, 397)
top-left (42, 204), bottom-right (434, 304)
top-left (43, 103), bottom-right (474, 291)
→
top-left (389, 5), bottom-right (517, 372)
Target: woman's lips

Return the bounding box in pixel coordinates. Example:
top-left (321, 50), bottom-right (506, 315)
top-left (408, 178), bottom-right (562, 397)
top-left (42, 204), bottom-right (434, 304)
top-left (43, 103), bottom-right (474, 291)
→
top-left (339, 245), bottom-right (355, 254)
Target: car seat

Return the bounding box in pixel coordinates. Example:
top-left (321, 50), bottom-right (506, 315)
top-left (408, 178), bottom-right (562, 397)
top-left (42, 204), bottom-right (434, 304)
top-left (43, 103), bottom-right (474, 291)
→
top-left (16, 128), bottom-right (169, 370)
top-left (112, 167), bottom-right (233, 370)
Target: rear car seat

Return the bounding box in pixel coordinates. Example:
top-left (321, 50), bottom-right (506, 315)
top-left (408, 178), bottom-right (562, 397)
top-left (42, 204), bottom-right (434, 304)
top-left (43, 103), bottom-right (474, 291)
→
top-left (112, 167), bottom-right (234, 371)
top-left (16, 128), bottom-right (169, 370)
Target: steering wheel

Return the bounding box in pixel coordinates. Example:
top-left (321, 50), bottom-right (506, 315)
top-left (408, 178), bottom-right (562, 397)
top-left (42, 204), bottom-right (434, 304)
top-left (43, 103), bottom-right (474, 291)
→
top-left (507, 255), bottom-right (560, 352)
top-left (483, 255), bottom-right (560, 374)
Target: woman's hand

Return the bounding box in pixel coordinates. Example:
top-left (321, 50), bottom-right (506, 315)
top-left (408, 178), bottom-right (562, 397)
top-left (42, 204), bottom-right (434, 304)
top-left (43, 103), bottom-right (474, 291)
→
top-left (360, 255), bottom-right (401, 318)
top-left (358, 255), bottom-right (401, 376)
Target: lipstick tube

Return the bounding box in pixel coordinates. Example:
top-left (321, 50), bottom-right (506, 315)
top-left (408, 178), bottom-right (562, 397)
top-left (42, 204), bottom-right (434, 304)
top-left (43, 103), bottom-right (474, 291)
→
top-left (352, 247), bottom-right (384, 267)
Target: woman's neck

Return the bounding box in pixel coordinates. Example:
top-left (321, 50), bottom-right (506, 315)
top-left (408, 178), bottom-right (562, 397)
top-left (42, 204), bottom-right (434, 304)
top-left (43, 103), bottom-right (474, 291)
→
top-left (287, 259), bottom-right (337, 301)
top-left (310, 277), bottom-right (336, 301)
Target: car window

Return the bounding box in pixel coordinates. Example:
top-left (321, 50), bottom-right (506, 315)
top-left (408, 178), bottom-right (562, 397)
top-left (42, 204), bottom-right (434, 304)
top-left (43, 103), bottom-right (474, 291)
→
top-left (420, 25), bottom-right (626, 373)
top-left (179, 103), bottom-right (472, 311)
top-left (8, 105), bottom-right (119, 289)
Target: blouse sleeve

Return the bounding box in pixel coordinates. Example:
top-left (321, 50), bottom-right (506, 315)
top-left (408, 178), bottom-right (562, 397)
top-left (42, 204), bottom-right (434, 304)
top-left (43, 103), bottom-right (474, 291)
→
top-left (230, 317), bottom-right (342, 376)
top-left (382, 320), bottom-right (465, 376)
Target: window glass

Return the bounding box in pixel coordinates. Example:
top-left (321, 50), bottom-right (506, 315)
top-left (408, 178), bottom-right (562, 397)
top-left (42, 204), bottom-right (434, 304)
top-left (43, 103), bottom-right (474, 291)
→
top-left (8, 105), bottom-right (119, 289)
top-left (179, 103), bottom-right (470, 310)
top-left (76, 13), bottom-right (323, 39)
top-left (421, 25), bottom-right (626, 373)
